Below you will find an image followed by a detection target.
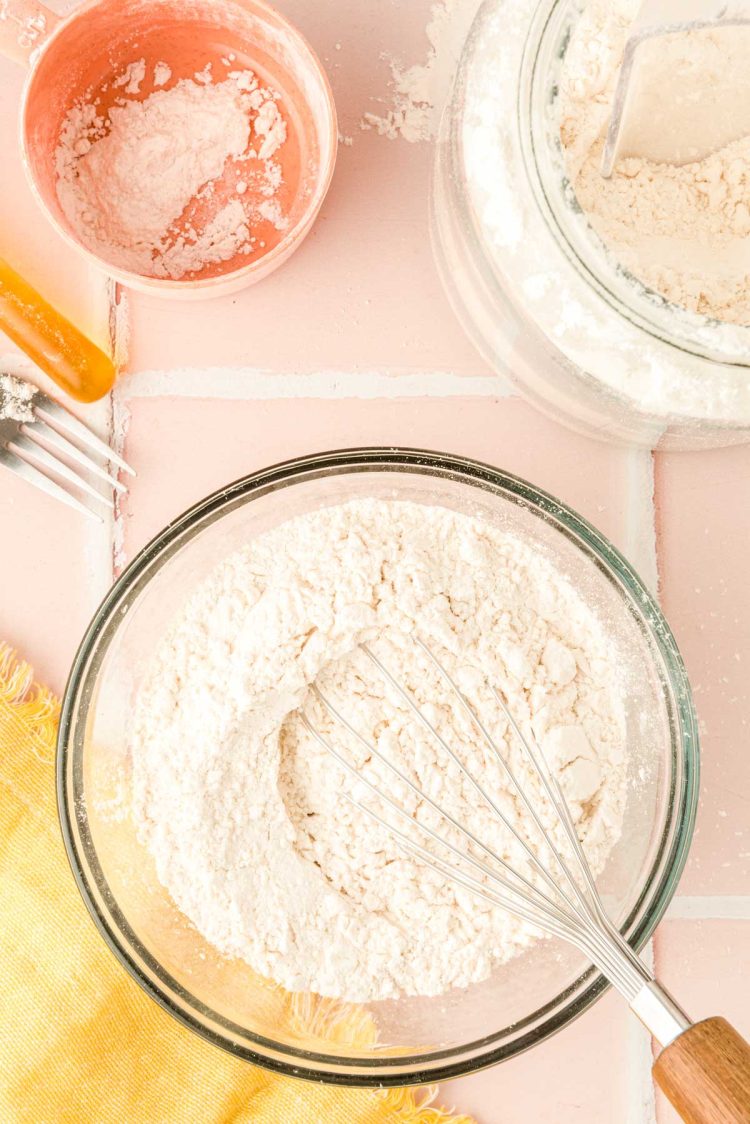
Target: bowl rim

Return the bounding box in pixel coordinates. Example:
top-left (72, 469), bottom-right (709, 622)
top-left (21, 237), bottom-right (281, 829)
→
top-left (57, 447), bottom-right (700, 1084)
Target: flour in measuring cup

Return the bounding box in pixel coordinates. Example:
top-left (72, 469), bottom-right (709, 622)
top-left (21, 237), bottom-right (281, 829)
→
top-left (55, 62), bottom-right (288, 280)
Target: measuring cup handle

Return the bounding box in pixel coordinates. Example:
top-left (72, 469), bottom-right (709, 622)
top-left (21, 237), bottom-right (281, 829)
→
top-left (0, 0), bottom-right (59, 66)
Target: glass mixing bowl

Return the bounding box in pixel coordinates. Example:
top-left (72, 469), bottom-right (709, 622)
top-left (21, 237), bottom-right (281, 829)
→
top-left (57, 449), bottom-right (698, 1084)
top-left (432, 0), bottom-right (750, 450)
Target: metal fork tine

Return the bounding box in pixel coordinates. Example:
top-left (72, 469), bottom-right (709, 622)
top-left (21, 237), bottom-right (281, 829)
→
top-left (12, 433), bottom-right (114, 510)
top-left (27, 418), bottom-right (127, 493)
top-left (0, 446), bottom-right (101, 520)
top-left (34, 394), bottom-right (135, 475)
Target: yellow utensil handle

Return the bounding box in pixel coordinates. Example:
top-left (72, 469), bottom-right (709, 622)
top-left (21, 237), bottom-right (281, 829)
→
top-left (0, 258), bottom-right (116, 402)
top-left (654, 1017), bottom-right (750, 1124)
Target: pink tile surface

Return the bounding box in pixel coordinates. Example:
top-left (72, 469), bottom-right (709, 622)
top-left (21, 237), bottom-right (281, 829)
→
top-left (126, 136), bottom-right (486, 377)
top-left (0, 468), bottom-right (107, 695)
top-left (124, 0), bottom-right (485, 377)
top-left (443, 991), bottom-right (639, 1124)
top-left (653, 920), bottom-right (750, 1123)
top-left (119, 395), bottom-right (643, 561)
top-left (0, 48), bottom-right (108, 348)
top-left (656, 450), bottom-right (750, 894)
top-left (89, 386), bottom-right (656, 1124)
top-left (0, 19), bottom-right (112, 696)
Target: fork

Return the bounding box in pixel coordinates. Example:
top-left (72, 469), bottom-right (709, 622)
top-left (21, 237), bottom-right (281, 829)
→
top-left (0, 373), bottom-right (133, 519)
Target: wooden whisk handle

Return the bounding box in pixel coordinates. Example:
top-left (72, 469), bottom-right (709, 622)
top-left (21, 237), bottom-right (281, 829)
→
top-left (653, 1017), bottom-right (750, 1123)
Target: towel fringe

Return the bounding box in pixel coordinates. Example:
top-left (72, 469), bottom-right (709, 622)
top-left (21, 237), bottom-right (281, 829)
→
top-left (289, 994), bottom-right (474, 1121)
top-left (378, 1085), bottom-right (475, 1122)
top-left (0, 644), bottom-right (59, 762)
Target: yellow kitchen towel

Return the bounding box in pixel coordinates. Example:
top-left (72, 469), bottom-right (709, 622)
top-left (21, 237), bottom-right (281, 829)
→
top-left (0, 646), bottom-right (475, 1124)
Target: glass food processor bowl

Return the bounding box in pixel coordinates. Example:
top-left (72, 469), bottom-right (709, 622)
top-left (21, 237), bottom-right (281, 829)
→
top-left (57, 449), bottom-right (698, 1084)
top-left (432, 0), bottom-right (750, 450)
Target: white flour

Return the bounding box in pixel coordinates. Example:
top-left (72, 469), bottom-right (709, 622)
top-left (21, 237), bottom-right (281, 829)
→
top-left (0, 373), bottom-right (35, 423)
top-left (560, 4), bottom-right (750, 324)
top-left (362, 0), bottom-right (480, 141)
top-left (130, 499), bottom-right (627, 1002)
top-left (55, 64), bottom-right (288, 280)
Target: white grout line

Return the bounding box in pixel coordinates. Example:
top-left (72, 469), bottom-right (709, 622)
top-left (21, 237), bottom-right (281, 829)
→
top-left (620, 444), bottom-right (661, 1122)
top-left (117, 365), bottom-right (515, 401)
top-left (622, 447), bottom-right (659, 598)
top-left (627, 941), bottom-right (658, 1124)
top-left (77, 276), bottom-right (131, 591)
top-left (64, 266), bottom-right (115, 604)
top-left (110, 282), bottom-right (130, 373)
top-left (622, 439), bottom-right (660, 1123)
top-left (109, 284), bottom-right (133, 578)
top-left (665, 896), bottom-right (750, 921)
top-left (110, 388), bottom-right (131, 577)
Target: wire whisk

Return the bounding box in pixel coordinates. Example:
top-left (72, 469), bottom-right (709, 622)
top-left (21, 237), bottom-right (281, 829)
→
top-left (300, 636), bottom-right (750, 1124)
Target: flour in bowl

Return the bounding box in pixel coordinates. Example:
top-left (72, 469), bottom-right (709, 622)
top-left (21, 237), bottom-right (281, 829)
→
top-left (129, 499), bottom-right (627, 1002)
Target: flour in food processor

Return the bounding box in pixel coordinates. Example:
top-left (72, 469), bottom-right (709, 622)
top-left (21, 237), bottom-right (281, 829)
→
top-left (129, 499), bottom-right (628, 1003)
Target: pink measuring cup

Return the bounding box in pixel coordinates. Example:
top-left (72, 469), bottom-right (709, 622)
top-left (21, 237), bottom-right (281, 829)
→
top-left (0, 0), bottom-right (337, 297)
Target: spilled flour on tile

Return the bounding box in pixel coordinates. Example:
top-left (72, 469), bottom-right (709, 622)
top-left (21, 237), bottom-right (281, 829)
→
top-left (129, 499), bottom-right (627, 1002)
top-left (362, 0), bottom-right (481, 141)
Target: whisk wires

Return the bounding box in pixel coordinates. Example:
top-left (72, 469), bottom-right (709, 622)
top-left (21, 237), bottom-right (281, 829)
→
top-left (299, 637), bottom-right (652, 1003)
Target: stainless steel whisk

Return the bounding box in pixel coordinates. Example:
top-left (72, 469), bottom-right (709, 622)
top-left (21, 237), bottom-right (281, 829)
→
top-left (301, 637), bottom-right (750, 1124)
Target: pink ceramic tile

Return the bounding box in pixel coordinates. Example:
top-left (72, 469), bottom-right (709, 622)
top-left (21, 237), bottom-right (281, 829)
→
top-left (280, 0), bottom-right (436, 134)
top-left (441, 990), bottom-right (638, 1124)
top-left (653, 919), bottom-right (750, 1122)
top-left (113, 395), bottom-right (658, 1123)
top-left (0, 468), bottom-right (108, 695)
top-left (126, 136), bottom-right (487, 377)
top-left (3, 5), bottom-right (745, 1124)
top-left (655, 449), bottom-right (750, 895)
top-left (0, 47), bottom-right (113, 695)
top-left (118, 395), bottom-right (646, 563)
